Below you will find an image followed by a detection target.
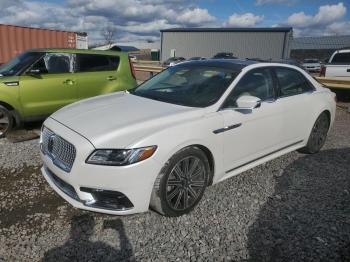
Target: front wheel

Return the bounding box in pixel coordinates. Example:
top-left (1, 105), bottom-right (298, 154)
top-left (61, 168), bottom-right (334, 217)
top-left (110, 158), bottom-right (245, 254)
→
top-left (298, 112), bottom-right (330, 154)
top-left (0, 106), bottom-right (13, 138)
top-left (150, 147), bottom-right (210, 217)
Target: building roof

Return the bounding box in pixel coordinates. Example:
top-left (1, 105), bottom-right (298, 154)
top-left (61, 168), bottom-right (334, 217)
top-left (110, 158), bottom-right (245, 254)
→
top-left (291, 35), bottom-right (350, 50)
top-left (161, 27), bottom-right (293, 33)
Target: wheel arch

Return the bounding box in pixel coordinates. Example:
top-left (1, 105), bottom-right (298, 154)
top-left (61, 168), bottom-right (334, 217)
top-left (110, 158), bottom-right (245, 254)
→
top-left (191, 144), bottom-right (215, 186)
top-left (160, 143), bottom-right (216, 186)
top-left (322, 109), bottom-right (331, 127)
top-left (0, 101), bottom-right (21, 127)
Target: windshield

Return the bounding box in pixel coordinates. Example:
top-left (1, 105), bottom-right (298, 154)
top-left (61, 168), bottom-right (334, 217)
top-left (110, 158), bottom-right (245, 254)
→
top-left (130, 64), bottom-right (240, 108)
top-left (0, 52), bottom-right (43, 76)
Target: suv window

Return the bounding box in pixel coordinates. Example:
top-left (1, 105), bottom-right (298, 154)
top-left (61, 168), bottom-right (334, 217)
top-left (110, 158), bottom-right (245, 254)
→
top-left (223, 68), bottom-right (275, 108)
top-left (32, 53), bottom-right (73, 74)
top-left (331, 52), bottom-right (350, 64)
top-left (76, 54), bottom-right (119, 72)
top-left (275, 68), bottom-right (313, 97)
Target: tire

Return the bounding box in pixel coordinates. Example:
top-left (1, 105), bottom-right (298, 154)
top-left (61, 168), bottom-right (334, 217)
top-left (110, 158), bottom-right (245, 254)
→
top-left (0, 105), bottom-right (13, 138)
top-left (298, 112), bottom-right (330, 154)
top-left (150, 147), bottom-right (210, 217)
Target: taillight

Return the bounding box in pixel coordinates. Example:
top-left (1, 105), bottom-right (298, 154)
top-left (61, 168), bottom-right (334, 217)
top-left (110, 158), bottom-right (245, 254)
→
top-left (320, 65), bottom-right (326, 77)
top-left (128, 56), bottom-right (136, 79)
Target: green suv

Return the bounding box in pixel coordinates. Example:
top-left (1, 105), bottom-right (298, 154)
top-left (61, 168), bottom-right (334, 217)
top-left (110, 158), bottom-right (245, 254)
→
top-left (0, 49), bottom-right (137, 137)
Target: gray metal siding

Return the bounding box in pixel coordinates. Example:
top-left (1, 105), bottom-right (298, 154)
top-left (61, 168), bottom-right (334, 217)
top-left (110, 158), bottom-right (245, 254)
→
top-left (291, 35), bottom-right (350, 50)
top-left (161, 31), bottom-right (291, 61)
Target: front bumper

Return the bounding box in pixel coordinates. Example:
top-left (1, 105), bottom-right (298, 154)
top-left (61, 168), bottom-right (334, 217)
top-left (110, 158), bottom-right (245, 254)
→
top-left (41, 117), bottom-right (162, 215)
top-left (305, 67), bottom-right (321, 72)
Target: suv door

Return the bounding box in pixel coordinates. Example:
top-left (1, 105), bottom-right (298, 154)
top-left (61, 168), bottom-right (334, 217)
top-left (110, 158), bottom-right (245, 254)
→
top-left (328, 52), bottom-right (350, 77)
top-left (220, 67), bottom-right (285, 173)
top-left (73, 54), bottom-right (120, 99)
top-left (19, 53), bottom-right (77, 118)
top-left (273, 67), bottom-right (315, 143)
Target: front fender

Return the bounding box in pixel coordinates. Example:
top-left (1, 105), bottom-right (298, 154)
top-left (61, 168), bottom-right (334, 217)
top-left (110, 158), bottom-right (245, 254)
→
top-left (0, 90), bottom-right (23, 119)
top-left (0, 76), bottom-right (23, 114)
top-left (128, 113), bottom-right (226, 184)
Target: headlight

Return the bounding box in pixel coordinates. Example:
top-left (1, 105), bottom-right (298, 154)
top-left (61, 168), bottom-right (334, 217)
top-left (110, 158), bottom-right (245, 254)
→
top-left (86, 146), bottom-right (157, 166)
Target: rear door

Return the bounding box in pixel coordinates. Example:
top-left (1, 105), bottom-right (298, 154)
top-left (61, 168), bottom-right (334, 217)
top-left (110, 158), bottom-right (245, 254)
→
top-left (19, 53), bottom-right (77, 118)
top-left (73, 54), bottom-right (120, 99)
top-left (273, 67), bottom-right (315, 143)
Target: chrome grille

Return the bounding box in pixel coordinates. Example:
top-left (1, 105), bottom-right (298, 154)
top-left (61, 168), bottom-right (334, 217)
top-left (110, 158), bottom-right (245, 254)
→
top-left (41, 127), bottom-right (76, 172)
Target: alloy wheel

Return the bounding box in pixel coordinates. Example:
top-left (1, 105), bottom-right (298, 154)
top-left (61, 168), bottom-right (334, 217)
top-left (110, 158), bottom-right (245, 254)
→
top-left (310, 114), bottom-right (329, 150)
top-left (165, 156), bottom-right (207, 211)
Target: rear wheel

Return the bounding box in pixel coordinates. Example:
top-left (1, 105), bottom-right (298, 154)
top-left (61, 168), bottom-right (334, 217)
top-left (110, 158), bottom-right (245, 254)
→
top-left (298, 112), bottom-right (329, 154)
top-left (0, 106), bottom-right (13, 138)
top-left (150, 147), bottom-right (210, 217)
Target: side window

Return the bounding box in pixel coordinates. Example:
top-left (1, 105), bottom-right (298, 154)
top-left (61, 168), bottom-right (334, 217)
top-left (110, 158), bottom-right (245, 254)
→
top-left (75, 54), bottom-right (120, 72)
top-left (32, 53), bottom-right (73, 74)
top-left (331, 53), bottom-right (350, 64)
top-left (223, 68), bottom-right (275, 108)
top-left (275, 68), bottom-right (313, 97)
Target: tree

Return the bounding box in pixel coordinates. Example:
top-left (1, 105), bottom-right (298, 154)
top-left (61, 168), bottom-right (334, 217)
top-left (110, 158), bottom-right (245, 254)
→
top-left (101, 26), bottom-right (116, 48)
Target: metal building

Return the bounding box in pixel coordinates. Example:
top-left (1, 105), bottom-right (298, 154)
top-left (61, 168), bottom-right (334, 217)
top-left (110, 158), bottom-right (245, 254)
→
top-left (160, 27), bottom-right (293, 61)
top-left (291, 35), bottom-right (350, 62)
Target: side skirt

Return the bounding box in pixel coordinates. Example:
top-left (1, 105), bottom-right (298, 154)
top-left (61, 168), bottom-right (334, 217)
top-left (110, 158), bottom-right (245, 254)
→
top-left (217, 140), bottom-right (304, 183)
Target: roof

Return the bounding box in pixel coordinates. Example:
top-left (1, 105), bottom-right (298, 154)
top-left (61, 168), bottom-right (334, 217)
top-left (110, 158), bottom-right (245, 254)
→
top-left (92, 44), bottom-right (139, 52)
top-left (161, 27), bottom-right (293, 33)
top-left (26, 48), bottom-right (127, 56)
top-left (178, 59), bottom-right (257, 69)
top-left (291, 35), bottom-right (350, 50)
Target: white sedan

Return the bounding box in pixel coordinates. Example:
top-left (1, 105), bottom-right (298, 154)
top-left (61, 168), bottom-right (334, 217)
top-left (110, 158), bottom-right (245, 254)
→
top-left (40, 60), bottom-right (336, 217)
top-left (302, 59), bottom-right (321, 72)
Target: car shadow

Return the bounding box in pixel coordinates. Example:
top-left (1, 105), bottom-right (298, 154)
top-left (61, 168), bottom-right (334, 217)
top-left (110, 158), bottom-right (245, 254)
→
top-left (42, 214), bottom-right (134, 262)
top-left (247, 148), bottom-right (350, 262)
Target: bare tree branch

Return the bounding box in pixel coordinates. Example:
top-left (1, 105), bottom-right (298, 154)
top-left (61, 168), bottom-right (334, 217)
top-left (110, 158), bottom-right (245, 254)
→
top-left (101, 26), bottom-right (116, 48)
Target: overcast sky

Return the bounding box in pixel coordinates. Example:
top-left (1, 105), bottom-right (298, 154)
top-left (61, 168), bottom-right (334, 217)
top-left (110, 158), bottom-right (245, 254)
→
top-left (1, 0), bottom-right (349, 43)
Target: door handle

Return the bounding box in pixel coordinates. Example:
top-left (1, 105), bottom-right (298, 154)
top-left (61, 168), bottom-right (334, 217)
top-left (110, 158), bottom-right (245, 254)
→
top-left (63, 79), bottom-right (75, 85)
top-left (4, 81), bottom-right (19, 86)
top-left (213, 123), bottom-right (242, 134)
top-left (106, 76), bottom-right (117, 81)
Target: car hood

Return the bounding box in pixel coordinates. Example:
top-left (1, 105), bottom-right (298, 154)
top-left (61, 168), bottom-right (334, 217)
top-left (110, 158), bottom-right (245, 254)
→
top-left (50, 92), bottom-right (203, 148)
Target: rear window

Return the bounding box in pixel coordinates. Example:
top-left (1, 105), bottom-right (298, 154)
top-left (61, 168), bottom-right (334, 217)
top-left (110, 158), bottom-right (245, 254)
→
top-left (275, 67), bottom-right (314, 97)
top-left (331, 52), bottom-right (350, 64)
top-left (75, 54), bottom-right (120, 72)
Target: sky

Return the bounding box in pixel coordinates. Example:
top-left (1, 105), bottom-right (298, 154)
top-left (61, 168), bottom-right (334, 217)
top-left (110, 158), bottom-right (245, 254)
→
top-left (1, 0), bottom-right (350, 44)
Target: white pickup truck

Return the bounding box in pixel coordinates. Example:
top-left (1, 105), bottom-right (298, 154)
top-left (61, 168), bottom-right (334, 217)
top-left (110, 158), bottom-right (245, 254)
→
top-left (322, 49), bottom-right (350, 77)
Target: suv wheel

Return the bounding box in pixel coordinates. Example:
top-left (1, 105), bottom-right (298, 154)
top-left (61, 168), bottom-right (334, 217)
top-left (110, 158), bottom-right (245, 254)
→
top-left (0, 105), bottom-right (13, 138)
top-left (150, 147), bottom-right (210, 217)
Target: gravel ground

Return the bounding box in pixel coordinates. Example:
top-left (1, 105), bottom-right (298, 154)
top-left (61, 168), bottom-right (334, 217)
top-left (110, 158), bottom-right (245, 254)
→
top-left (0, 107), bottom-right (349, 261)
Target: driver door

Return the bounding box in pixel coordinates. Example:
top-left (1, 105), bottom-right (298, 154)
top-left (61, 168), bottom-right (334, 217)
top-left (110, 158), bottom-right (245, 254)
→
top-left (19, 53), bottom-right (78, 118)
top-left (219, 67), bottom-right (285, 173)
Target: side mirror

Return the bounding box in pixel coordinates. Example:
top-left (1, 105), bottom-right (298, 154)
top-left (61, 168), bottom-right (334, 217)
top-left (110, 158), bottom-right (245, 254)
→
top-left (236, 95), bottom-right (261, 110)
